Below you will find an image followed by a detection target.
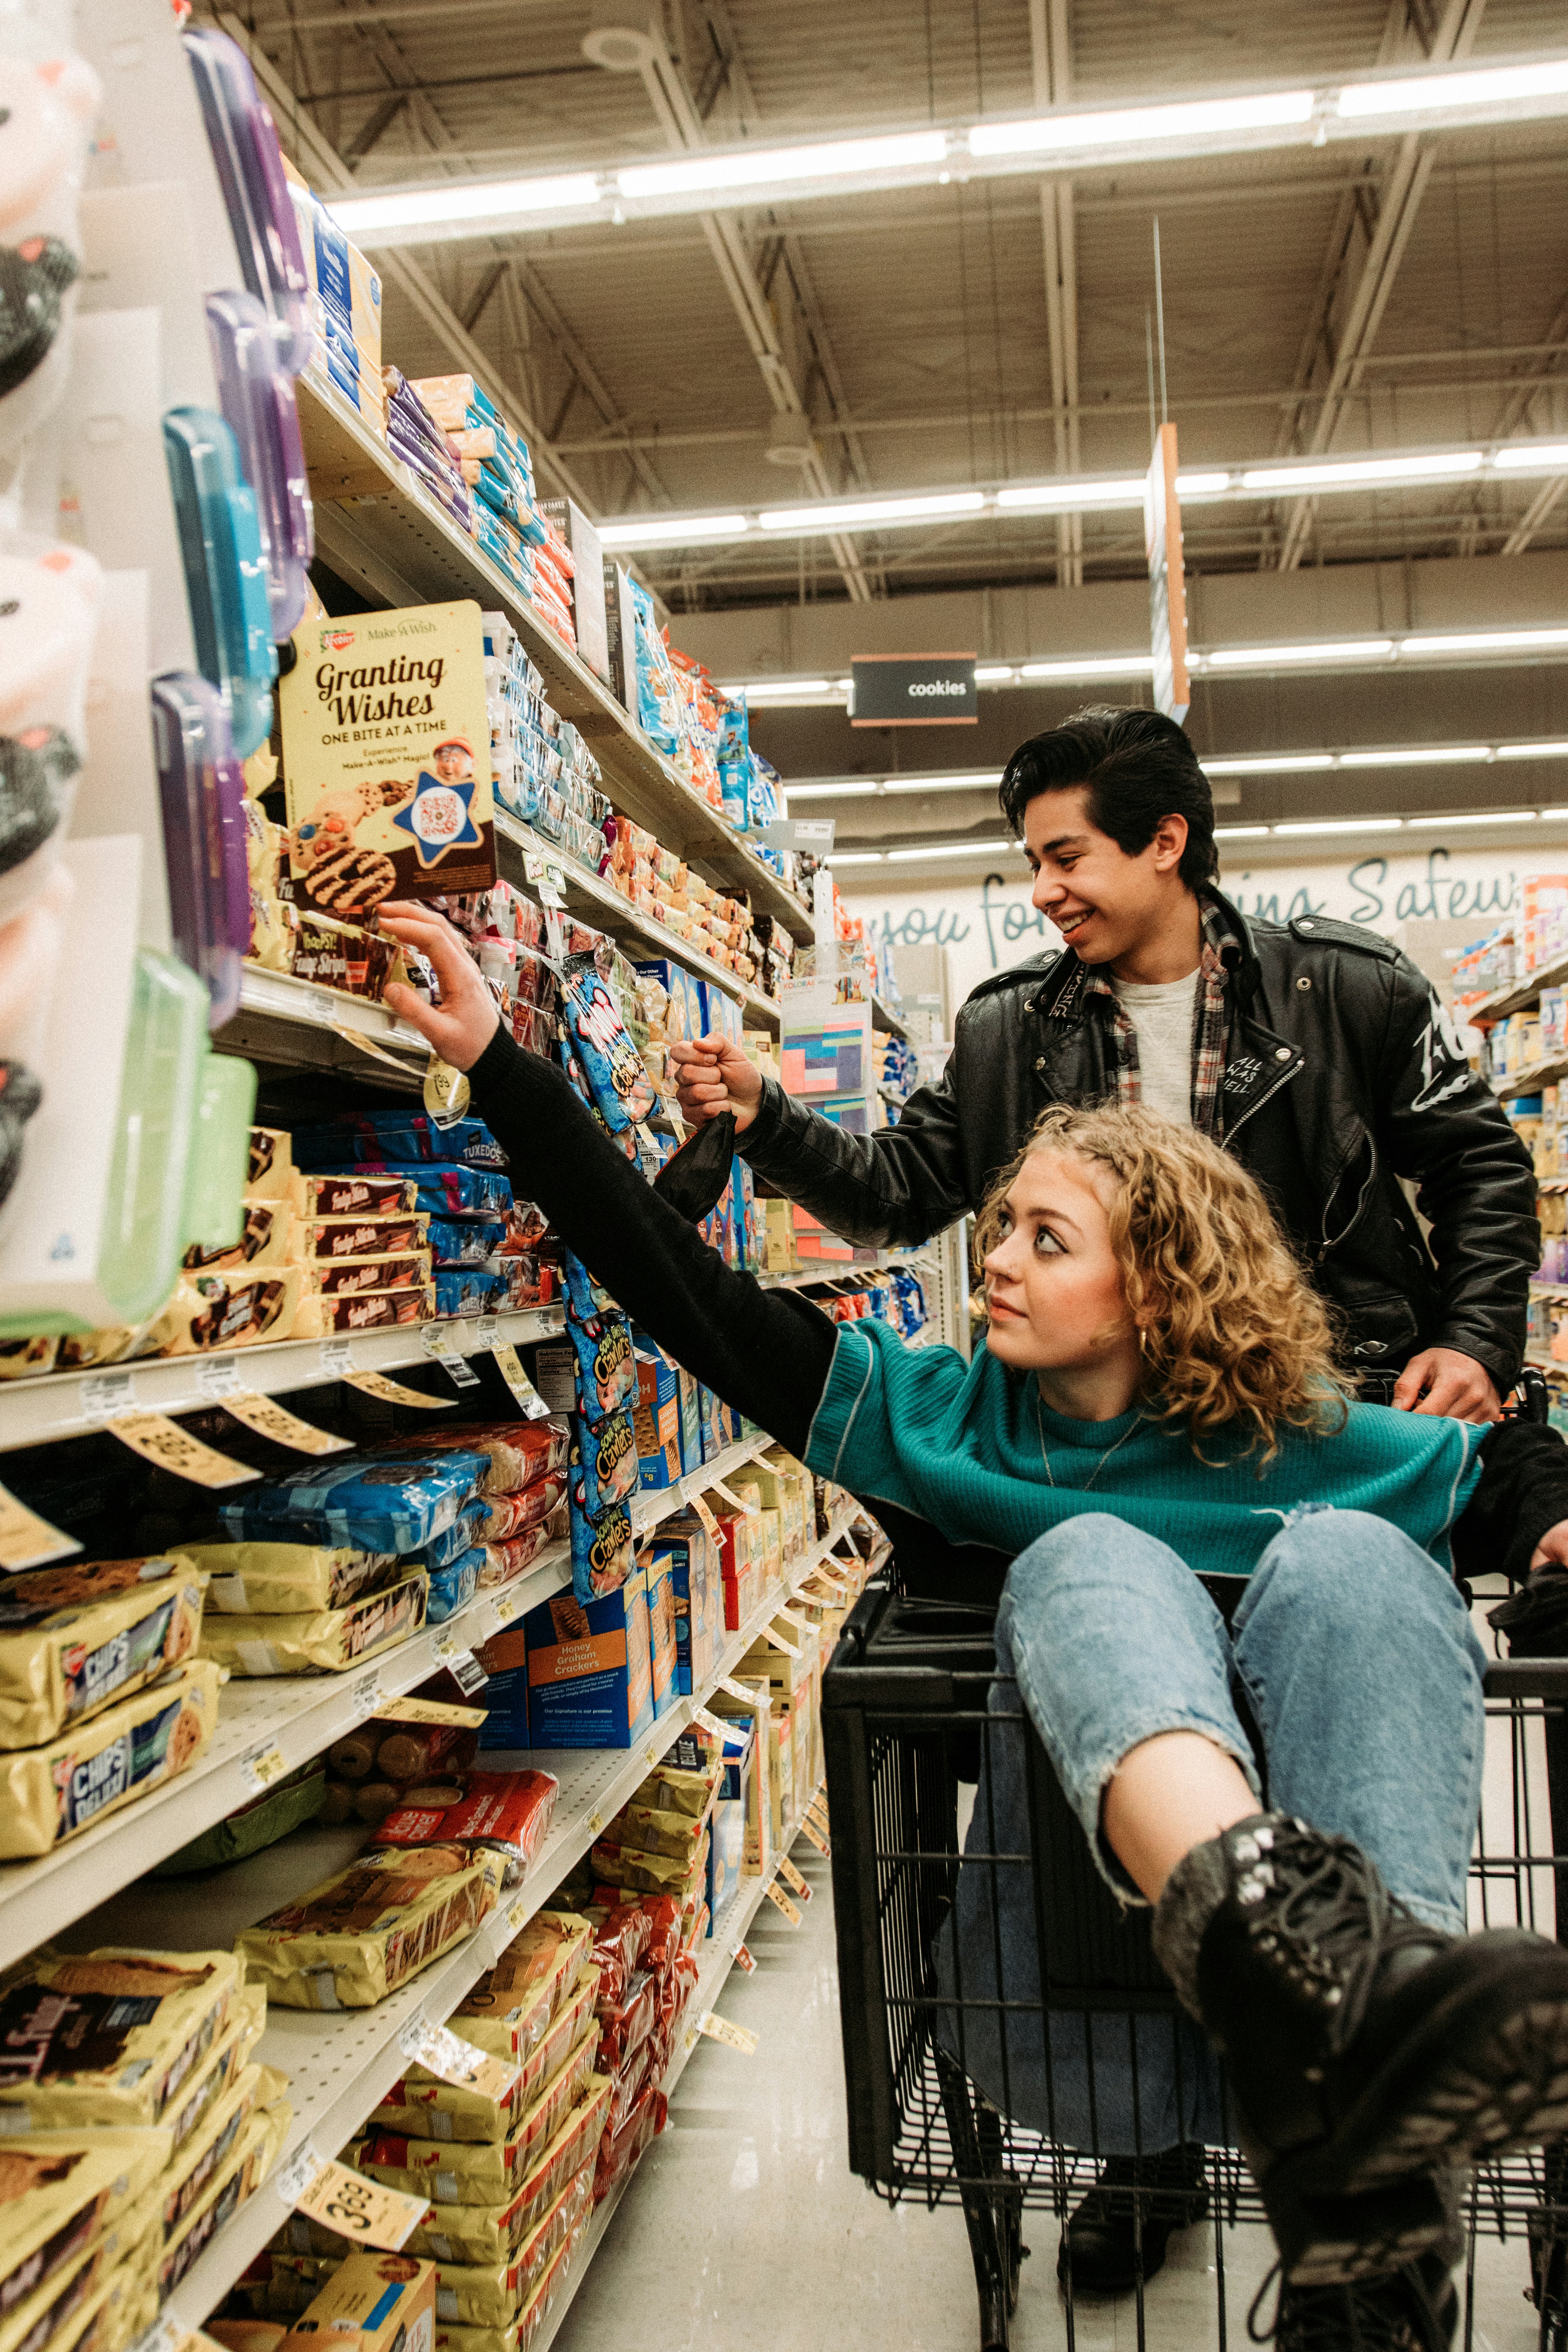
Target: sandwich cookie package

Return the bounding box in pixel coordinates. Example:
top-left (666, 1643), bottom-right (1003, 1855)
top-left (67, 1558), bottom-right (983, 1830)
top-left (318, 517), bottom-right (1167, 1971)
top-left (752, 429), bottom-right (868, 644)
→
top-left (0, 1950), bottom-right (244, 2130)
top-left (234, 1847), bottom-right (505, 2009)
top-left (197, 1568), bottom-right (427, 1678)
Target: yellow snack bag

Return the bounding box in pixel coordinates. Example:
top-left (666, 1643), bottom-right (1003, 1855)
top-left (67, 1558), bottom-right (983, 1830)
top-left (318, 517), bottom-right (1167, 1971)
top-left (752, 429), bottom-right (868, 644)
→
top-left (0, 1661), bottom-right (225, 1859)
top-left (235, 1851), bottom-right (504, 2009)
top-left (0, 1949), bottom-right (241, 2129)
top-left (0, 1558), bottom-right (205, 1749)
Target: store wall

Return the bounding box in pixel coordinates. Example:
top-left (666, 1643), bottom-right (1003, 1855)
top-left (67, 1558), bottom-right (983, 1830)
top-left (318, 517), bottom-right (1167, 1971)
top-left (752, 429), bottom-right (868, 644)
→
top-left (844, 842), bottom-right (1540, 1008)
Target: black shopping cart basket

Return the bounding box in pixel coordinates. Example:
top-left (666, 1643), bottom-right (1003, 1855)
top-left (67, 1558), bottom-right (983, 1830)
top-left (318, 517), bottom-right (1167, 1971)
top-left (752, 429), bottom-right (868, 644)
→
top-left (822, 1582), bottom-right (1568, 2352)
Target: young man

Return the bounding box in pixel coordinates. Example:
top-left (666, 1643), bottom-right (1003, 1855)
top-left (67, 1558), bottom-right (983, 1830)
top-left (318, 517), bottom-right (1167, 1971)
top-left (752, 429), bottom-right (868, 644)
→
top-left (674, 705), bottom-right (1537, 1422)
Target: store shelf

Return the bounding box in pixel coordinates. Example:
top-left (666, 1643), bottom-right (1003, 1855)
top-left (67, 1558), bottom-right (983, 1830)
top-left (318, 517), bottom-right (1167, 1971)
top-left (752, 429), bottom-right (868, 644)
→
top-left (758, 1246), bottom-right (936, 1291)
top-left (1526, 1347), bottom-right (1568, 1379)
top-left (217, 970), bottom-right (433, 1091)
top-left (629, 1432), bottom-right (777, 1536)
top-left (296, 377), bottom-right (810, 936)
top-left (109, 1506), bottom-right (865, 2332)
top-left (0, 1538), bottom-right (570, 1971)
top-left (530, 1795), bottom-right (825, 2352)
top-left (493, 813), bottom-right (782, 1035)
top-left (1496, 1055), bottom-right (1568, 1100)
top-left (1471, 950), bottom-right (1568, 1026)
top-left (0, 1306), bottom-right (565, 1452)
top-left (871, 995), bottom-right (909, 1041)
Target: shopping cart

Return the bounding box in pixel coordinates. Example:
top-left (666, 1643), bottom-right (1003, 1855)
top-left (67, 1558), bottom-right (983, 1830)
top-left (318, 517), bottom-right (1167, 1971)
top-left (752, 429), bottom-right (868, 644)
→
top-left (822, 1583), bottom-right (1568, 2352)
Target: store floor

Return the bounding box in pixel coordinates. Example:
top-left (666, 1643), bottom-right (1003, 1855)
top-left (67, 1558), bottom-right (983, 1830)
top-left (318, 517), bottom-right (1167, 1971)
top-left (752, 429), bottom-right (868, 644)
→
top-left (556, 1838), bottom-right (1546, 2352)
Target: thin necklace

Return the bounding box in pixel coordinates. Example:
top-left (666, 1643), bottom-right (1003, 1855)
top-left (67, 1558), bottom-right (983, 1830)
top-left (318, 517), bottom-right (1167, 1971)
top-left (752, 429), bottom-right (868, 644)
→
top-left (1035, 1388), bottom-right (1145, 1490)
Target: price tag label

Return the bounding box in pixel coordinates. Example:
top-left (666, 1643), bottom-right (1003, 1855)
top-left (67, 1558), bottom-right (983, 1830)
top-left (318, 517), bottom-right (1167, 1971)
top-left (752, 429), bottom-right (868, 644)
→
top-left (379, 1694), bottom-right (488, 1728)
top-left (422, 1326), bottom-right (481, 1388)
top-left (194, 1355), bottom-right (242, 1402)
top-left (292, 2154), bottom-right (428, 2250)
top-left (222, 1392), bottom-right (353, 1455)
top-left (710, 1479), bottom-right (758, 1517)
top-left (442, 1647), bottom-right (488, 1698)
top-left (763, 1624), bottom-right (800, 1659)
top-left (274, 2143), bottom-right (322, 2208)
top-left (587, 1808), bottom-right (605, 1835)
top-left (542, 863), bottom-right (568, 910)
top-left (349, 1670), bottom-right (383, 1721)
top-left (732, 1942), bottom-right (757, 1975)
top-left (344, 1368), bottom-right (459, 1408)
top-left (397, 2014), bottom-right (520, 2106)
top-left (423, 1058), bottom-right (471, 1128)
top-left (645, 1741), bottom-right (662, 1766)
top-left (79, 1370), bottom-right (136, 1421)
top-left (777, 1855), bottom-right (811, 1901)
top-left (489, 1342), bottom-right (551, 1420)
top-left (489, 1591), bottom-right (518, 1625)
top-left (102, 1411), bottom-right (261, 1488)
top-left (240, 1741), bottom-right (290, 1796)
top-left (800, 1816), bottom-right (831, 1859)
top-left (696, 2011), bottom-right (758, 2055)
top-left (808, 1791), bottom-right (830, 1824)
top-left (718, 1676), bottom-right (759, 1707)
top-left (128, 2318), bottom-right (182, 2352)
top-left (0, 1482), bottom-right (80, 1573)
top-left (764, 1879), bottom-right (802, 1926)
top-left (690, 1704), bottom-right (731, 1743)
top-left (681, 1482), bottom-right (721, 1543)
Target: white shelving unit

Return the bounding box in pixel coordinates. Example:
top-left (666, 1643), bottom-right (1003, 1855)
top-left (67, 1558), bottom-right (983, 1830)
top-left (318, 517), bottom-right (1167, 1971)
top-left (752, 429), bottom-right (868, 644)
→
top-left (66, 1509), bottom-right (871, 2334)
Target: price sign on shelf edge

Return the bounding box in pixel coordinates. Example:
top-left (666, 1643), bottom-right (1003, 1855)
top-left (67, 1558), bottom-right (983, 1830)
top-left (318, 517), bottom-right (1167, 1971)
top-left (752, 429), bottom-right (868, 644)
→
top-left (397, 2014), bottom-right (520, 2108)
top-left (289, 2150), bottom-right (429, 2251)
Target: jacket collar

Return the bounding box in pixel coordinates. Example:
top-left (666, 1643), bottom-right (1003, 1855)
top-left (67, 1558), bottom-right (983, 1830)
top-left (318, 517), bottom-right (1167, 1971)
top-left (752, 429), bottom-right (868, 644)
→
top-left (1035, 884), bottom-right (1259, 1022)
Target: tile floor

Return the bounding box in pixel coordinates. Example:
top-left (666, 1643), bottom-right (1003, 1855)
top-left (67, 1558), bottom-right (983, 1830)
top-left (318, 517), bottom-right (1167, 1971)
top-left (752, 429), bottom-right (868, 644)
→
top-left (553, 1834), bottom-right (1549, 2352)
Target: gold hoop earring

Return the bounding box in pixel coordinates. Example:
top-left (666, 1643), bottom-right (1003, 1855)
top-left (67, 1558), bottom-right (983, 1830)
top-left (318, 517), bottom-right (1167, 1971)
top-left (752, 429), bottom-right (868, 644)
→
top-left (1137, 1326), bottom-right (1148, 1355)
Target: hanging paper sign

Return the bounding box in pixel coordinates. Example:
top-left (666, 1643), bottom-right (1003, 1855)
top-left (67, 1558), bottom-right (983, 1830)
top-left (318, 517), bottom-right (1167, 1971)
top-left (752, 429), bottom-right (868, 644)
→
top-left (763, 1880), bottom-right (802, 1926)
top-left (279, 598), bottom-right (495, 913)
top-left (377, 1695), bottom-right (488, 1728)
top-left (800, 1816), bottom-right (831, 1860)
top-left (696, 2011), bottom-right (758, 2054)
top-left (777, 1856), bottom-right (811, 1902)
top-left (488, 1342), bottom-right (552, 1419)
top-left (287, 2150), bottom-right (428, 2250)
top-left (422, 1325), bottom-right (481, 1387)
top-left (397, 2014), bottom-right (520, 2107)
top-left (101, 1411), bottom-right (260, 1488)
top-left (224, 1392), bottom-right (352, 1455)
top-left (0, 1483), bottom-right (80, 1572)
top-left (423, 1058), bottom-right (471, 1127)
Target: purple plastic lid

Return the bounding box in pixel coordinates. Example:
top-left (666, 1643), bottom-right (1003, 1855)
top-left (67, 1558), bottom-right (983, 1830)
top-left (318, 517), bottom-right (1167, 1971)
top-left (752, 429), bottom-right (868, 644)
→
top-left (205, 289), bottom-right (314, 639)
top-left (185, 29), bottom-right (314, 376)
top-left (150, 671), bottom-right (248, 1029)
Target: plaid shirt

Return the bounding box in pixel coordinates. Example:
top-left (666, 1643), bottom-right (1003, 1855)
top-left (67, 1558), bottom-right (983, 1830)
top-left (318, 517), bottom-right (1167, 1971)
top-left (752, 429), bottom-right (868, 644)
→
top-left (1081, 893), bottom-right (1241, 1139)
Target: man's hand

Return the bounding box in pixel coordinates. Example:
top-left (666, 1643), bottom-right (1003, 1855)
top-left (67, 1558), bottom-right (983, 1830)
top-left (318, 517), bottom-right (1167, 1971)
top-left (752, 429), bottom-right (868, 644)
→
top-left (378, 901), bottom-right (500, 1072)
top-left (1531, 1522), bottom-right (1568, 1572)
top-left (671, 1034), bottom-right (764, 1135)
top-left (1391, 1345), bottom-right (1503, 1423)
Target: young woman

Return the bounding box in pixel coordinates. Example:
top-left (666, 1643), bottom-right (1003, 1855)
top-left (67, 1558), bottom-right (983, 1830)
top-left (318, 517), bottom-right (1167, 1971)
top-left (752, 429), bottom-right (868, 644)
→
top-left (381, 906), bottom-right (1568, 2341)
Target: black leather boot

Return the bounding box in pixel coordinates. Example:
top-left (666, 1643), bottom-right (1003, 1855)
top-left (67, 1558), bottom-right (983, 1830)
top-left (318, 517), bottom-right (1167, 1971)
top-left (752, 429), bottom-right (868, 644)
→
top-left (1271, 2252), bottom-right (1459, 2352)
top-left (1056, 2144), bottom-right (1209, 2295)
top-left (1153, 1814), bottom-right (1568, 2284)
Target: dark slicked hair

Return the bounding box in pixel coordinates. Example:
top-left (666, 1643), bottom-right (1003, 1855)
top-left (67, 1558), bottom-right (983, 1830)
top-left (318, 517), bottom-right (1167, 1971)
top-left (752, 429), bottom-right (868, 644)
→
top-left (999, 705), bottom-right (1218, 890)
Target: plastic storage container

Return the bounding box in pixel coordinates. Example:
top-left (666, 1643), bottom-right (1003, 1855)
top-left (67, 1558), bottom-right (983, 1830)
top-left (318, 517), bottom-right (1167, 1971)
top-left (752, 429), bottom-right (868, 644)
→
top-left (205, 289), bottom-right (313, 639)
top-left (151, 671), bottom-right (249, 1027)
top-left (183, 27), bottom-right (314, 374)
top-left (162, 405), bottom-right (277, 759)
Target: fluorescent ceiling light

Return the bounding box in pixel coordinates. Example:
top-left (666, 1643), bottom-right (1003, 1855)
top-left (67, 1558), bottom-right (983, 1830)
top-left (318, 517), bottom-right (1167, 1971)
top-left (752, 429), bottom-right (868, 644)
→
top-left (328, 171), bottom-right (598, 235)
top-left (1337, 57), bottom-right (1568, 119)
top-left (1498, 741), bottom-right (1568, 759)
top-left (1496, 442), bottom-right (1568, 471)
top-left (1020, 654), bottom-right (1154, 679)
top-left (1203, 754), bottom-right (1336, 775)
top-left (786, 780), bottom-right (862, 800)
top-left (1407, 808), bottom-right (1537, 827)
top-left (1275, 818), bottom-right (1405, 836)
top-left (997, 476), bottom-right (1146, 511)
top-left (968, 88), bottom-right (1313, 159)
top-left (824, 852), bottom-right (885, 866)
top-left (738, 678), bottom-right (836, 701)
top-left (1215, 826), bottom-right (1272, 839)
top-left (759, 491), bottom-right (984, 533)
top-left (1207, 639), bottom-right (1395, 668)
top-left (1175, 470), bottom-right (1232, 497)
top-left (883, 771), bottom-right (1003, 793)
top-left (1400, 628), bottom-right (1568, 656)
top-left (975, 664), bottom-right (1018, 683)
top-left (597, 512), bottom-right (748, 548)
top-left (1240, 451), bottom-right (1484, 492)
top-left (1338, 744), bottom-right (1490, 767)
top-left (885, 839), bottom-right (1021, 861)
top-left (616, 129), bottom-right (947, 201)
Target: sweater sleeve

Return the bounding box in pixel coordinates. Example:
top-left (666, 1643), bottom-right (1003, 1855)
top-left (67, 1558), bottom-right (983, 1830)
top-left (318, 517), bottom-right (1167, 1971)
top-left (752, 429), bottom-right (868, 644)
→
top-left (1450, 1416), bottom-right (1568, 1586)
top-left (467, 1028), bottom-right (835, 1457)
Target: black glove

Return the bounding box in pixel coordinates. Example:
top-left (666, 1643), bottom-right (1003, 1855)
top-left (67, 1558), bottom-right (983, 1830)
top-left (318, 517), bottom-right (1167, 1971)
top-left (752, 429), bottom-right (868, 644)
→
top-left (1488, 1572), bottom-right (1568, 1657)
top-left (651, 1111), bottom-right (737, 1225)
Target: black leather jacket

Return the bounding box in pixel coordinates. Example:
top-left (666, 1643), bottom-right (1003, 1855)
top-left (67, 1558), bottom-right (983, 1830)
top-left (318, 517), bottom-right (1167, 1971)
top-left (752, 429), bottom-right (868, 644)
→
top-left (742, 889), bottom-right (1539, 1394)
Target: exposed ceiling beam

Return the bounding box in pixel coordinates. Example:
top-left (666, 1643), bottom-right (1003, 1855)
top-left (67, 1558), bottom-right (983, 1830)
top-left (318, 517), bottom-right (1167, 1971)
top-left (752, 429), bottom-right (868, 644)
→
top-left (618, 8), bottom-right (874, 602)
top-left (1030, 0), bottom-right (1081, 589)
top-left (215, 9), bottom-right (601, 510)
top-left (340, 88), bottom-right (409, 165)
top-left (1274, 0), bottom-right (1487, 571)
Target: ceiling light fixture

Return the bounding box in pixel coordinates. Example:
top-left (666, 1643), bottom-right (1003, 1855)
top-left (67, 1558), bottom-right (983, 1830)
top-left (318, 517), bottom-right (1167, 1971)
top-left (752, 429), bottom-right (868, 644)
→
top-left (996, 476), bottom-right (1148, 511)
top-left (1336, 55), bottom-right (1568, 119)
top-left (1239, 451), bottom-right (1485, 493)
top-left (1214, 825), bottom-right (1273, 839)
top-left (1019, 654), bottom-right (1155, 679)
top-left (327, 171), bottom-right (599, 236)
top-left (1205, 639), bottom-right (1396, 668)
top-left (758, 490), bottom-right (985, 532)
top-left (1274, 818), bottom-right (1405, 835)
top-left (1337, 744), bottom-right (1491, 767)
top-left (1202, 754), bottom-right (1336, 774)
top-left (883, 838), bottom-right (1024, 861)
top-left (596, 512), bottom-right (749, 548)
top-left (616, 129), bottom-right (949, 200)
top-left (1406, 808), bottom-right (1538, 827)
top-left (966, 88), bottom-right (1315, 157)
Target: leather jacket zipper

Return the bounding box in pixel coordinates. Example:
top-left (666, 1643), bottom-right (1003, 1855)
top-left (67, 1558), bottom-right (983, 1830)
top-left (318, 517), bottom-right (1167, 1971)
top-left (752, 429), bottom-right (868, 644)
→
top-left (1223, 1052), bottom-right (1302, 1144)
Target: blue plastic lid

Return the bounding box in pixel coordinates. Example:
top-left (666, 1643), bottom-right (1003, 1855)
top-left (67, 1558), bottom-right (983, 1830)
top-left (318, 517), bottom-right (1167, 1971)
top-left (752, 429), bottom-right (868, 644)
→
top-left (162, 405), bottom-right (279, 760)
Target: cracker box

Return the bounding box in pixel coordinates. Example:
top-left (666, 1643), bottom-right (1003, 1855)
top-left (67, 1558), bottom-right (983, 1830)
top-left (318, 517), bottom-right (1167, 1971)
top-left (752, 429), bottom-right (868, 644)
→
top-left (631, 1338), bottom-right (680, 1491)
top-left (521, 1573), bottom-right (652, 1749)
top-left (276, 2249), bottom-right (436, 2352)
top-left (650, 1516), bottom-right (716, 1696)
top-left (643, 1550), bottom-right (678, 1720)
top-left (474, 1622), bottom-right (530, 1749)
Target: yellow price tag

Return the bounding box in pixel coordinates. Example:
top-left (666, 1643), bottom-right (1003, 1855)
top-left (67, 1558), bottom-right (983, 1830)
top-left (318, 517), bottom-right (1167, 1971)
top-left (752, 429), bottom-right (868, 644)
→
top-left (696, 2010), bottom-right (758, 2055)
top-left (292, 2154), bottom-right (428, 2250)
top-left (732, 1942), bottom-right (757, 1975)
top-left (342, 1368), bottom-right (458, 1409)
top-left (240, 1742), bottom-right (290, 1795)
top-left (376, 1696), bottom-right (488, 1728)
top-left (222, 1391), bottom-right (352, 1454)
top-left (0, 1481), bottom-right (80, 1572)
top-left (489, 1343), bottom-right (552, 1420)
top-left (777, 1856), bottom-right (811, 1902)
top-left (684, 1488), bottom-right (721, 1543)
top-left (800, 1817), bottom-right (831, 1860)
top-left (764, 1880), bottom-right (802, 1926)
top-left (398, 2015), bottom-right (521, 2107)
top-left (103, 1410), bottom-right (260, 1488)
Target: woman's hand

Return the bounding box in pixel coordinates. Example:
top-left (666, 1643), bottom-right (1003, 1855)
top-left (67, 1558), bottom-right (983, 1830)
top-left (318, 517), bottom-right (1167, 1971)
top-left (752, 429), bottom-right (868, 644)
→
top-left (671, 1033), bottom-right (763, 1133)
top-left (1530, 1519), bottom-right (1568, 1572)
top-left (378, 901), bottom-right (500, 1072)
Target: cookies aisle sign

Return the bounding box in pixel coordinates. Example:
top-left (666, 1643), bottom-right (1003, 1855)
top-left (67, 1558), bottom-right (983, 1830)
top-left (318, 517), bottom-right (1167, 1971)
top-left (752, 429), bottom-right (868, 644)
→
top-left (280, 600), bottom-right (496, 914)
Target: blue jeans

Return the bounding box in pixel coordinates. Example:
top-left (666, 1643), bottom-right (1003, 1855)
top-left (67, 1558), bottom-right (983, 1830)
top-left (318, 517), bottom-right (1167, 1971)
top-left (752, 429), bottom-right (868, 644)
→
top-left (937, 1509), bottom-right (1488, 2152)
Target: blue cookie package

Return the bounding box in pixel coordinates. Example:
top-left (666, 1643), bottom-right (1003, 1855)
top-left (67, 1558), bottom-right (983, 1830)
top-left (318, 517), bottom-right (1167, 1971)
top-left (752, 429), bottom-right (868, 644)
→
top-left (434, 1265), bottom-right (510, 1317)
top-left (571, 1408), bottom-right (638, 1516)
top-left (569, 1489), bottom-right (633, 1601)
top-left (567, 1309), bottom-right (636, 1423)
top-left (561, 1248), bottom-right (614, 1331)
top-left (406, 1500), bottom-right (488, 1570)
top-left (427, 1549), bottom-right (482, 1623)
top-left (559, 952), bottom-right (656, 1134)
top-left (219, 1450), bottom-right (488, 1552)
top-left (428, 1217), bottom-right (508, 1266)
top-left (290, 1113), bottom-right (507, 1171)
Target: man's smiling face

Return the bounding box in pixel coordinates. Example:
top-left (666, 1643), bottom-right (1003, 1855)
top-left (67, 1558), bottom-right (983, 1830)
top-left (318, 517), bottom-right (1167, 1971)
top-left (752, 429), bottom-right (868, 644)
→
top-left (1022, 785), bottom-right (1189, 972)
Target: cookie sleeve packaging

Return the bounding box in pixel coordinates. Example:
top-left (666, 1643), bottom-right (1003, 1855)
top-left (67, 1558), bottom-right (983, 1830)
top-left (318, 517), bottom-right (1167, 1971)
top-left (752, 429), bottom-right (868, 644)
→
top-left (557, 954), bottom-right (655, 1131)
top-left (197, 1570), bottom-right (427, 1677)
top-left (0, 1557), bottom-right (205, 1748)
top-left (449, 1912), bottom-right (591, 2064)
top-left (0, 2128), bottom-right (172, 2327)
top-left (274, 2249), bottom-right (437, 2352)
top-left (234, 1851), bottom-right (504, 2008)
top-left (368, 1768), bottom-right (560, 1885)
top-left (0, 1949), bottom-right (242, 2129)
top-left (0, 1661), bottom-right (225, 1861)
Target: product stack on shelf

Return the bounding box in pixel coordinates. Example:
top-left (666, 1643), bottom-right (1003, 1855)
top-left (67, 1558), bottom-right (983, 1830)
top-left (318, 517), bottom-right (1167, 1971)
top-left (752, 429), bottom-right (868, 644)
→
top-left (0, 21), bottom-right (896, 2352)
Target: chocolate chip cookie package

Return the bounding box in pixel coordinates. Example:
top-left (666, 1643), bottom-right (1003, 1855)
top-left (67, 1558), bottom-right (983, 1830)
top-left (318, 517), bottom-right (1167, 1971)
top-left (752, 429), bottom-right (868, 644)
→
top-left (279, 599), bottom-right (495, 915)
top-left (218, 1452), bottom-right (489, 1553)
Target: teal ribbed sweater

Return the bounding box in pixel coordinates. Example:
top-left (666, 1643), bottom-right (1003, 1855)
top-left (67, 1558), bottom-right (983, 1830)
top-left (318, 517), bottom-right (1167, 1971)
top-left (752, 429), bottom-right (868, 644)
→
top-left (804, 1321), bottom-right (1488, 1576)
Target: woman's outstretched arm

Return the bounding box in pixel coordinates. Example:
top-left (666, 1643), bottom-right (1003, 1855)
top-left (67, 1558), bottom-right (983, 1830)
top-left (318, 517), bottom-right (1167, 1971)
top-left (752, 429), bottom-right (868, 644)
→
top-left (380, 904), bottom-right (836, 1455)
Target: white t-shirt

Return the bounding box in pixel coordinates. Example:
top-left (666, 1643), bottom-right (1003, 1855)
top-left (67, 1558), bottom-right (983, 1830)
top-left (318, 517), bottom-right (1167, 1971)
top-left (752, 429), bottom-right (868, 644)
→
top-left (1112, 970), bottom-right (1200, 1127)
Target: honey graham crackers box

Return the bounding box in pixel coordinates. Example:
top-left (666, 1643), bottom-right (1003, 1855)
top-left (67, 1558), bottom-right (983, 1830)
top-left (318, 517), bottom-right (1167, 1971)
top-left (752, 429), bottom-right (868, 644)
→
top-left (280, 601), bottom-right (495, 919)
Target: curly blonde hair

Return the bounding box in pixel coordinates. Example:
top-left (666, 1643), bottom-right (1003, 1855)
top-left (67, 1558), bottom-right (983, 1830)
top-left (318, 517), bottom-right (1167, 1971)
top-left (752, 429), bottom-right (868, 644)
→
top-left (973, 1101), bottom-right (1348, 1462)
